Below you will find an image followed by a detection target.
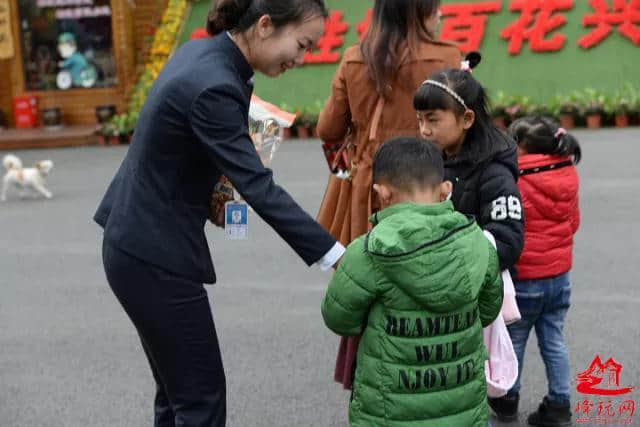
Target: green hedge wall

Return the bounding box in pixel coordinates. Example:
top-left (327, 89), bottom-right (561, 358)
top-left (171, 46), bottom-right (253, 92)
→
top-left (180, 0), bottom-right (640, 110)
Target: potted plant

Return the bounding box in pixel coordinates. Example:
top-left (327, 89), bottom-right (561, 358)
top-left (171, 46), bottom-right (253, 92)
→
top-left (605, 90), bottom-right (632, 128)
top-left (98, 121), bottom-right (120, 145)
top-left (309, 100), bottom-right (324, 138)
top-left (528, 102), bottom-right (551, 117)
top-left (121, 112), bottom-right (138, 143)
top-left (295, 107), bottom-right (312, 139)
top-left (552, 93), bottom-right (580, 129)
top-left (105, 113), bottom-right (136, 145)
top-left (580, 88), bottom-right (606, 129)
top-left (621, 82), bottom-right (640, 126)
top-left (279, 103), bottom-right (294, 139)
top-left (490, 90), bottom-right (509, 129)
top-left (505, 95), bottom-right (532, 124)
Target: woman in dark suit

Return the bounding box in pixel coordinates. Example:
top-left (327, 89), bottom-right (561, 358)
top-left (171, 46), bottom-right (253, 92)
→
top-left (94, 1), bottom-right (343, 425)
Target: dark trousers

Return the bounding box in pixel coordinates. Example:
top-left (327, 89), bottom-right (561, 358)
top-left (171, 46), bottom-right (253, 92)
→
top-left (102, 239), bottom-right (226, 427)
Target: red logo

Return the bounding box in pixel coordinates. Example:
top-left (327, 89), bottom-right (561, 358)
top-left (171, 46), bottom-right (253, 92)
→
top-left (577, 355), bottom-right (634, 396)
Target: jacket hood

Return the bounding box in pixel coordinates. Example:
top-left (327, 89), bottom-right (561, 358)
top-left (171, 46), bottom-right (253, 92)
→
top-left (445, 133), bottom-right (519, 180)
top-left (366, 201), bottom-right (489, 312)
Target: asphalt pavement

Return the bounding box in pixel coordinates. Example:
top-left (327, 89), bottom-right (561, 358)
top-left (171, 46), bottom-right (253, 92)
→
top-left (1, 128), bottom-right (638, 426)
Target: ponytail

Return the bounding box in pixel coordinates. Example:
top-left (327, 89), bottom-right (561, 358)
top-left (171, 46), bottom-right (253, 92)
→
top-left (508, 116), bottom-right (582, 165)
top-left (206, 0), bottom-right (327, 37)
top-left (555, 132), bottom-right (582, 164)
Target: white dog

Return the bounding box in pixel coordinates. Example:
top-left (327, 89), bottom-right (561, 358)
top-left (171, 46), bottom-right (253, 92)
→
top-left (1, 154), bottom-right (54, 201)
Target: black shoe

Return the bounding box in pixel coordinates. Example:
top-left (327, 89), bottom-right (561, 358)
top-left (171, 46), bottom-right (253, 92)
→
top-left (488, 394), bottom-right (519, 422)
top-left (528, 397), bottom-right (572, 427)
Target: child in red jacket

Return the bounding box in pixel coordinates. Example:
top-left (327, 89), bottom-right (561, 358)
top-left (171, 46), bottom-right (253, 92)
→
top-left (488, 116), bottom-right (581, 427)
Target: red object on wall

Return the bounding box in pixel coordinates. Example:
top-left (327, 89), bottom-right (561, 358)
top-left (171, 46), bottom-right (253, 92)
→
top-left (578, 0), bottom-right (640, 49)
top-left (440, 2), bottom-right (502, 52)
top-left (190, 28), bottom-right (210, 40)
top-left (304, 11), bottom-right (349, 64)
top-left (500, 0), bottom-right (574, 55)
top-left (13, 96), bottom-right (38, 129)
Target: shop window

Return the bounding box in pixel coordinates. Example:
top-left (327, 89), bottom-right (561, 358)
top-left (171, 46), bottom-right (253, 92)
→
top-left (17, 0), bottom-right (117, 91)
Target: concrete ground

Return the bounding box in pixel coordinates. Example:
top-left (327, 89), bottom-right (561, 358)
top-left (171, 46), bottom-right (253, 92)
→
top-left (1, 128), bottom-right (638, 426)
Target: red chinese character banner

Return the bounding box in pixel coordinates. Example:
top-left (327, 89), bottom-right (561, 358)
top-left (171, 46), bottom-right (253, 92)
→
top-left (440, 2), bottom-right (502, 52)
top-left (578, 0), bottom-right (640, 49)
top-left (304, 10), bottom-right (349, 64)
top-left (188, 1), bottom-right (640, 63)
top-left (297, 0), bottom-right (640, 63)
top-left (500, 0), bottom-right (574, 54)
top-left (177, 0), bottom-right (640, 113)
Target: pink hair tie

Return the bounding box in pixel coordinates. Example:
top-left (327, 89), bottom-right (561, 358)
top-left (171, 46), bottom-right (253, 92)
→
top-left (555, 128), bottom-right (567, 139)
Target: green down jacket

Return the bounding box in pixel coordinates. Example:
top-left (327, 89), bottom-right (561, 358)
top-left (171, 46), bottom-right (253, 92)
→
top-left (322, 201), bottom-right (503, 427)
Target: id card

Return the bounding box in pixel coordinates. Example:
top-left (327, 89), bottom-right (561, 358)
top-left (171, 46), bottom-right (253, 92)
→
top-left (225, 201), bottom-right (249, 240)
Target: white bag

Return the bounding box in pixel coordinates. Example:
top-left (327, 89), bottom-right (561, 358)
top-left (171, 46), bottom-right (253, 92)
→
top-left (483, 314), bottom-right (519, 397)
top-left (482, 231), bottom-right (521, 325)
top-left (482, 230), bottom-right (520, 397)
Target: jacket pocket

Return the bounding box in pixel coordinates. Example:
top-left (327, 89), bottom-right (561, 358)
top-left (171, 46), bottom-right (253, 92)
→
top-left (514, 290), bottom-right (544, 316)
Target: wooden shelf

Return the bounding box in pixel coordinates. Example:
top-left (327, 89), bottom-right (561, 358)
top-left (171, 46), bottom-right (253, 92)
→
top-left (0, 125), bottom-right (99, 150)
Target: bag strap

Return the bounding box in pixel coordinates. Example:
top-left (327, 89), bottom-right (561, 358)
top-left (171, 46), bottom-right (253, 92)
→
top-left (368, 96), bottom-right (386, 142)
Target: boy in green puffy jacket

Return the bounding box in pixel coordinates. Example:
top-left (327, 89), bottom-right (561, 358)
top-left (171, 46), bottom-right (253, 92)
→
top-left (322, 137), bottom-right (503, 427)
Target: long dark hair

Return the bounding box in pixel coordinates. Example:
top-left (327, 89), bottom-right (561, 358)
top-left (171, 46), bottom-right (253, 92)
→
top-left (508, 116), bottom-right (582, 164)
top-left (207, 0), bottom-right (327, 36)
top-left (413, 68), bottom-right (512, 162)
top-left (361, 0), bottom-right (440, 96)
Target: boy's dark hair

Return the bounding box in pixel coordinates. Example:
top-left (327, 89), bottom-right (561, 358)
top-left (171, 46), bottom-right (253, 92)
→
top-left (207, 0), bottom-right (327, 36)
top-left (508, 116), bottom-right (582, 164)
top-left (373, 137), bottom-right (443, 192)
top-left (413, 68), bottom-right (512, 163)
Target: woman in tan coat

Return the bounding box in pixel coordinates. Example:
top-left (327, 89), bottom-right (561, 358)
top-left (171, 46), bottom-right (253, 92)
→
top-left (316, 0), bottom-right (462, 388)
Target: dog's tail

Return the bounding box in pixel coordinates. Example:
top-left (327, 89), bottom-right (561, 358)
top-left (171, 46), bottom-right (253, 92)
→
top-left (2, 154), bottom-right (23, 170)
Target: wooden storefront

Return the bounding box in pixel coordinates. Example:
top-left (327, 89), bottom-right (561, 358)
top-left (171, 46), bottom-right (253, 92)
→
top-left (0, 0), bottom-right (166, 147)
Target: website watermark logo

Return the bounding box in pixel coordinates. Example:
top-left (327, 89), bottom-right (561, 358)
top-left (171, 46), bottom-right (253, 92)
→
top-left (575, 355), bottom-right (635, 425)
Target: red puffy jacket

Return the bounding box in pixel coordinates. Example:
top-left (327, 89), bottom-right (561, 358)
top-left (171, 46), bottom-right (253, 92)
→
top-left (516, 154), bottom-right (580, 280)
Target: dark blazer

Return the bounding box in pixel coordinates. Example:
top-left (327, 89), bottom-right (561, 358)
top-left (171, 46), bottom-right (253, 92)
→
top-left (94, 34), bottom-right (336, 284)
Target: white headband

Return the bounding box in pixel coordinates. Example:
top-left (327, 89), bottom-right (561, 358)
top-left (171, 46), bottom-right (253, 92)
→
top-left (421, 80), bottom-right (467, 110)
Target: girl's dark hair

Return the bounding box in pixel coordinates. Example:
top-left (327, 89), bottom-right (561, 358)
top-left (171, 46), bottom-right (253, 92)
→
top-left (508, 116), bottom-right (582, 164)
top-left (362, 0), bottom-right (441, 96)
top-left (413, 68), bottom-right (512, 162)
top-left (207, 0), bottom-right (327, 36)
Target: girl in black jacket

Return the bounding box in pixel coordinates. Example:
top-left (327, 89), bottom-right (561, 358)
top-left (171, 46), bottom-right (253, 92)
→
top-left (413, 69), bottom-right (524, 271)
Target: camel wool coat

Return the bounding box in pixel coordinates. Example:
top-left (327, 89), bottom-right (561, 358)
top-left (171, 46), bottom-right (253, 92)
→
top-left (317, 42), bottom-right (462, 245)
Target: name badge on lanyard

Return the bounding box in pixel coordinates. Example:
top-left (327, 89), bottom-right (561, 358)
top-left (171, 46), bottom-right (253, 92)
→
top-left (225, 200), bottom-right (249, 240)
